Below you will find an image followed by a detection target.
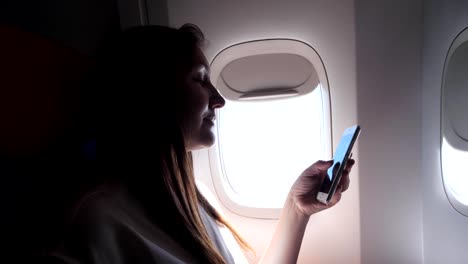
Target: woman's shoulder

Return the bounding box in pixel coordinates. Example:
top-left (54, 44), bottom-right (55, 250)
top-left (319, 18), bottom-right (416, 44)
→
top-left (55, 185), bottom-right (195, 264)
top-left (70, 185), bottom-right (132, 225)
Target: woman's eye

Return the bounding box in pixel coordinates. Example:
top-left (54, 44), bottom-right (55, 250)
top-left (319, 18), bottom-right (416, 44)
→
top-left (195, 77), bottom-right (207, 85)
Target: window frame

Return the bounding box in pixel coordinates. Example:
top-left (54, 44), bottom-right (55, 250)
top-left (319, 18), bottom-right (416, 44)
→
top-left (208, 39), bottom-right (332, 219)
top-left (440, 26), bottom-right (468, 217)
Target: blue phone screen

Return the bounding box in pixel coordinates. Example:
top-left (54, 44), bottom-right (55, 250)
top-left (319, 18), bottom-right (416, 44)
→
top-left (319, 127), bottom-right (358, 193)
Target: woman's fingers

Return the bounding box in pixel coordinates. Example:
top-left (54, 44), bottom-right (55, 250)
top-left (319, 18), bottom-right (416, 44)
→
top-left (329, 185), bottom-right (343, 205)
top-left (338, 159), bottom-right (355, 192)
top-left (340, 173), bottom-right (350, 192)
top-left (313, 160), bottom-right (333, 170)
top-left (302, 160), bottom-right (333, 181)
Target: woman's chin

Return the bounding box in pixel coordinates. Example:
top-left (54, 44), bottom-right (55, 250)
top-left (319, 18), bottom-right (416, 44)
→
top-left (187, 133), bottom-right (216, 151)
top-left (199, 134), bottom-right (216, 149)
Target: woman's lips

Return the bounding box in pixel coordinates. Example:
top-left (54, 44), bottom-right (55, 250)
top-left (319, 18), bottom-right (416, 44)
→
top-left (203, 118), bottom-right (215, 126)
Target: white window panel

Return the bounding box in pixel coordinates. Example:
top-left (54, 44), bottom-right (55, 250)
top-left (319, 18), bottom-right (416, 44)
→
top-left (442, 138), bottom-right (468, 207)
top-left (215, 86), bottom-right (325, 209)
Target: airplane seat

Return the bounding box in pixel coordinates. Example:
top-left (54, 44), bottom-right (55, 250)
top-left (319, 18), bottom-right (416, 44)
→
top-left (0, 23), bottom-right (96, 259)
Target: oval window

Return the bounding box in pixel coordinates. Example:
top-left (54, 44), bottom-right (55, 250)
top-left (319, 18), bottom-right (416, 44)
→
top-left (441, 26), bottom-right (468, 216)
top-left (208, 39), bottom-right (331, 218)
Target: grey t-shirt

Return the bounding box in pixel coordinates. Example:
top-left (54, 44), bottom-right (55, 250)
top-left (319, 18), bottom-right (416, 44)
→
top-left (51, 188), bottom-right (236, 264)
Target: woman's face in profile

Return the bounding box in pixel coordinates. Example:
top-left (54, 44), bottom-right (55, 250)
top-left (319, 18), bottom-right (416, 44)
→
top-left (180, 47), bottom-right (225, 151)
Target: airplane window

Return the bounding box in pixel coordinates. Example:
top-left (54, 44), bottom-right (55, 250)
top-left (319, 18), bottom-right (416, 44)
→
top-left (216, 86), bottom-right (326, 209)
top-left (207, 39), bottom-right (331, 217)
top-left (441, 26), bottom-right (468, 216)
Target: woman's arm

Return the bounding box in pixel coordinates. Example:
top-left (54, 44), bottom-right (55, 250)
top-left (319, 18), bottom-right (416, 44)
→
top-left (257, 194), bottom-right (310, 264)
top-left (258, 159), bottom-right (355, 264)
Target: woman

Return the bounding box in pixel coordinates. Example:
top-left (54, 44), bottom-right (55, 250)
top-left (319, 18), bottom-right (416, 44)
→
top-left (49, 24), bottom-right (354, 263)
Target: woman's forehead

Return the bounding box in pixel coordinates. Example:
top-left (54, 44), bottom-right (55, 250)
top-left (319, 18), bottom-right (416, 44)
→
top-left (194, 48), bottom-right (210, 69)
top-left (192, 48), bottom-right (210, 74)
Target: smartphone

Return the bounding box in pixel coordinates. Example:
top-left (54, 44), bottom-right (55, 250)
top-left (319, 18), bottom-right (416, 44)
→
top-left (316, 125), bottom-right (361, 204)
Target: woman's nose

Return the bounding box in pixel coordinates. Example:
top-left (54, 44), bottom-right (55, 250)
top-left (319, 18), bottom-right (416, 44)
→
top-left (209, 84), bottom-right (226, 109)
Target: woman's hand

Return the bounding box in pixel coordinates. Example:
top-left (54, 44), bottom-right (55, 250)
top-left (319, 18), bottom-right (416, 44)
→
top-left (258, 159), bottom-right (356, 264)
top-left (289, 159), bottom-right (355, 217)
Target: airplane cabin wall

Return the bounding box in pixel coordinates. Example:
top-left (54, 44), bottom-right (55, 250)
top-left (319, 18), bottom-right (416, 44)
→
top-left (422, 1), bottom-right (468, 263)
top-left (355, 0), bottom-right (425, 263)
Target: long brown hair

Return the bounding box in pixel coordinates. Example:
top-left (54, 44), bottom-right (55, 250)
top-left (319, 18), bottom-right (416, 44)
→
top-left (92, 24), bottom-right (251, 263)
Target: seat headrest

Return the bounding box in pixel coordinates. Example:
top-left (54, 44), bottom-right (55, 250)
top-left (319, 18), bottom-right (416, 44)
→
top-left (0, 24), bottom-right (94, 158)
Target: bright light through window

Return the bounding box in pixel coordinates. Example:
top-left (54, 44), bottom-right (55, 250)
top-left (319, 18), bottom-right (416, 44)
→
top-left (217, 86), bottom-right (325, 208)
top-left (442, 137), bottom-right (468, 205)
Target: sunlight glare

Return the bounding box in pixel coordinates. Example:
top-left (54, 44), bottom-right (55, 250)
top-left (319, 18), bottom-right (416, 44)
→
top-left (218, 87), bottom-right (325, 208)
top-left (442, 137), bottom-right (468, 205)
